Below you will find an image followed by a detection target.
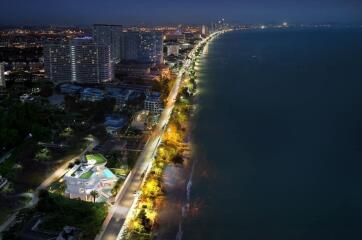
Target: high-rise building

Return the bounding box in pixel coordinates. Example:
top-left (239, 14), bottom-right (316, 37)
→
top-left (44, 43), bottom-right (71, 84)
top-left (93, 24), bottom-right (123, 62)
top-left (166, 44), bottom-right (180, 56)
top-left (44, 37), bottom-right (112, 84)
top-left (0, 62), bottom-right (5, 87)
top-left (120, 32), bottom-right (163, 64)
top-left (201, 25), bottom-right (208, 35)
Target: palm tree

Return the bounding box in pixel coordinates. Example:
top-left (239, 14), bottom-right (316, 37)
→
top-left (90, 190), bottom-right (99, 203)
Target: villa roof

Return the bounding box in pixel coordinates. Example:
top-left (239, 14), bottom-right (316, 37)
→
top-left (79, 170), bottom-right (93, 179)
top-left (85, 153), bottom-right (107, 165)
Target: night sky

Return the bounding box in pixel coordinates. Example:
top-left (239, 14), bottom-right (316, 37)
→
top-left (1, 0), bottom-right (362, 25)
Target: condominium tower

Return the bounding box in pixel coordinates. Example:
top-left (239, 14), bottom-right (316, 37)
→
top-left (93, 24), bottom-right (123, 62)
top-left (120, 32), bottom-right (163, 64)
top-left (44, 37), bottom-right (112, 84)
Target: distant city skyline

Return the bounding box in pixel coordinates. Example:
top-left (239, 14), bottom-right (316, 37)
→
top-left (1, 0), bottom-right (362, 26)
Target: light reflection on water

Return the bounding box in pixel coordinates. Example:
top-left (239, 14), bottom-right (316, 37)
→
top-left (185, 29), bottom-right (362, 240)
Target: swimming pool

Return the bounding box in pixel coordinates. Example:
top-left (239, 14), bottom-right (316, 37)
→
top-left (103, 169), bottom-right (116, 179)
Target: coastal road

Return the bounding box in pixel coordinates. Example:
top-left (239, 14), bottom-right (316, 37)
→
top-left (98, 68), bottom-right (181, 240)
top-left (98, 31), bottom-right (222, 240)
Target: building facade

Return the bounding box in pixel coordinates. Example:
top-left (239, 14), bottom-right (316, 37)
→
top-left (104, 115), bottom-right (127, 135)
top-left (144, 92), bottom-right (163, 114)
top-left (120, 32), bottom-right (164, 64)
top-left (93, 24), bottom-right (123, 62)
top-left (44, 37), bottom-right (112, 84)
top-left (106, 87), bottom-right (132, 109)
top-left (202, 25), bottom-right (208, 35)
top-left (0, 62), bottom-right (5, 87)
top-left (64, 154), bottom-right (117, 202)
top-left (166, 44), bottom-right (180, 56)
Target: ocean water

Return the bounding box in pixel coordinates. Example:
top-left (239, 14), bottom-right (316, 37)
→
top-left (184, 28), bottom-right (362, 240)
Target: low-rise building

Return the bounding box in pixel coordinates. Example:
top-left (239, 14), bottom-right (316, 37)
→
top-left (166, 44), bottom-right (180, 56)
top-left (106, 87), bottom-right (132, 109)
top-left (104, 115), bottom-right (127, 135)
top-left (80, 88), bottom-right (104, 102)
top-left (64, 153), bottom-right (117, 202)
top-left (144, 92), bottom-right (163, 114)
top-left (59, 83), bottom-right (83, 95)
top-left (131, 110), bottom-right (149, 131)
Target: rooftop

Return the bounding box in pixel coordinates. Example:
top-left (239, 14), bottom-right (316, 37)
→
top-left (145, 92), bottom-right (161, 102)
top-left (60, 83), bottom-right (83, 90)
top-left (66, 164), bottom-right (93, 179)
top-left (85, 153), bottom-right (107, 165)
top-left (104, 116), bottom-right (127, 128)
top-left (106, 87), bottom-right (131, 97)
top-left (81, 88), bottom-right (104, 95)
top-left (79, 169), bottom-right (93, 179)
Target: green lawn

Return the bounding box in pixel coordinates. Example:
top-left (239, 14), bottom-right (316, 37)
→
top-left (86, 153), bottom-right (107, 164)
top-left (80, 170), bottom-right (93, 179)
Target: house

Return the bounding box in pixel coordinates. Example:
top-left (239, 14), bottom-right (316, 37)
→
top-left (144, 92), bottom-right (163, 114)
top-left (80, 88), bottom-right (104, 102)
top-left (64, 153), bottom-right (117, 202)
top-left (104, 115), bottom-right (127, 135)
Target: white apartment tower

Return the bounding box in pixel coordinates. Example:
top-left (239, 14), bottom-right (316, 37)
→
top-left (44, 37), bottom-right (112, 84)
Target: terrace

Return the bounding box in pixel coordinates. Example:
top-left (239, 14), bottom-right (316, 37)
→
top-left (85, 153), bottom-right (107, 165)
top-left (64, 153), bottom-right (118, 202)
top-left (66, 164), bottom-right (93, 179)
top-left (79, 169), bottom-right (93, 179)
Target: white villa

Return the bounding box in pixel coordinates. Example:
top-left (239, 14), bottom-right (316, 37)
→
top-left (64, 153), bottom-right (117, 202)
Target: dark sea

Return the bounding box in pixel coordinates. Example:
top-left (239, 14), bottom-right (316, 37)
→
top-left (183, 28), bottom-right (362, 240)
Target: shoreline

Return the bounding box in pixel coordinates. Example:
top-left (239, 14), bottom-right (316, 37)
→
top-left (119, 30), bottom-right (228, 240)
top-left (153, 32), bottom-right (224, 239)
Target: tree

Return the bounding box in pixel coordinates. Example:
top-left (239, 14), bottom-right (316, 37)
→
top-left (171, 153), bottom-right (184, 164)
top-left (31, 123), bottom-right (51, 141)
top-left (35, 148), bottom-right (52, 162)
top-left (93, 126), bottom-right (108, 142)
top-left (37, 189), bottom-right (55, 212)
top-left (138, 209), bottom-right (152, 232)
top-left (90, 190), bottom-right (99, 203)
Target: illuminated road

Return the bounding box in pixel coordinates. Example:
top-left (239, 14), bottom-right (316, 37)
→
top-left (97, 31), bottom-right (223, 240)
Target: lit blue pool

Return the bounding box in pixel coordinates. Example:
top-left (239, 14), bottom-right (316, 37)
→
top-left (103, 169), bottom-right (116, 179)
